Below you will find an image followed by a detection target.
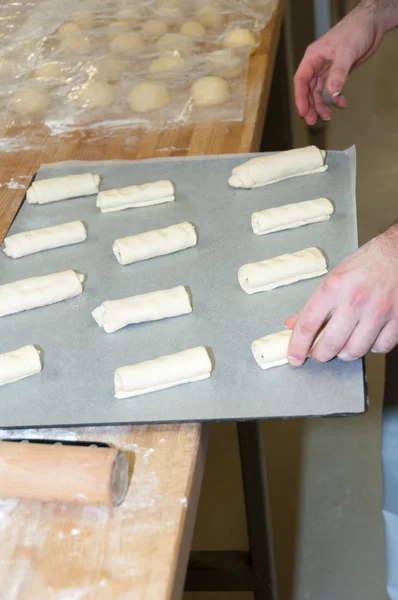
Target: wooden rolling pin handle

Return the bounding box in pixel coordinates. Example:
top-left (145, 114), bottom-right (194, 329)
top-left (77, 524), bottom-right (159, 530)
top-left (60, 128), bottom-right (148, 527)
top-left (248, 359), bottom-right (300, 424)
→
top-left (0, 442), bottom-right (129, 506)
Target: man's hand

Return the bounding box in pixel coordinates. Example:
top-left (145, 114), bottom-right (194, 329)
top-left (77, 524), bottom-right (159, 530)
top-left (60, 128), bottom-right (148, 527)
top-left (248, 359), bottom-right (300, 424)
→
top-left (294, 2), bottom-right (390, 125)
top-left (285, 229), bottom-right (398, 365)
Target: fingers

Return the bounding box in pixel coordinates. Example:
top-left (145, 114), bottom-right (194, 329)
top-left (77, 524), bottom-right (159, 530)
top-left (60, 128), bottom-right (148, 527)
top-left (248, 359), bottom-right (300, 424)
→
top-left (372, 321), bottom-right (398, 354)
top-left (288, 288), bottom-right (333, 366)
top-left (325, 47), bottom-right (355, 99)
top-left (313, 76), bottom-right (332, 121)
top-left (310, 308), bottom-right (359, 363)
top-left (294, 51), bottom-right (326, 120)
top-left (285, 313), bottom-right (298, 330)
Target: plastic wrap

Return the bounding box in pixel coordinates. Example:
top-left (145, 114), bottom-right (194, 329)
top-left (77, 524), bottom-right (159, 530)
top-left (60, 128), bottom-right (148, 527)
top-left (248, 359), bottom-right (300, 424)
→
top-left (0, 0), bottom-right (277, 150)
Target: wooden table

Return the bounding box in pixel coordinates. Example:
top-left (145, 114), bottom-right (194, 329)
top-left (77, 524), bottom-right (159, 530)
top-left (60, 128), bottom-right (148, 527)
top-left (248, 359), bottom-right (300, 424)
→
top-left (0, 4), bottom-right (284, 598)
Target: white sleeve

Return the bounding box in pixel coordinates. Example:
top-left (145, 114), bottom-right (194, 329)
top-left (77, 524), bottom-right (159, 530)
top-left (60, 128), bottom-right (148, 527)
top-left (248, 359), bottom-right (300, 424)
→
top-left (3, 221), bottom-right (87, 258)
top-left (114, 346), bottom-right (213, 398)
top-left (0, 345), bottom-right (42, 386)
top-left (0, 270), bottom-right (84, 317)
top-left (229, 146), bottom-right (327, 189)
top-left (252, 198), bottom-right (334, 235)
top-left (252, 331), bottom-right (292, 369)
top-left (238, 247), bottom-right (327, 294)
top-left (92, 286), bottom-right (192, 333)
top-left (27, 174), bottom-right (100, 204)
top-left (113, 222), bottom-right (197, 265)
top-left (97, 180), bottom-right (175, 213)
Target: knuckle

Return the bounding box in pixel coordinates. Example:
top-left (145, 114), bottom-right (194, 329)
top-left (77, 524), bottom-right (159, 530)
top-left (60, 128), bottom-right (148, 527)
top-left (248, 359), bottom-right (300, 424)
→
top-left (319, 273), bottom-right (344, 295)
top-left (347, 285), bottom-right (369, 309)
top-left (372, 297), bottom-right (393, 319)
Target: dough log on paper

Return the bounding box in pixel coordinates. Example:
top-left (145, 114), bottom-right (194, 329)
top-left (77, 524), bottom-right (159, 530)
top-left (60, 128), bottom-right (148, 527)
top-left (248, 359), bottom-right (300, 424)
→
top-left (252, 330), bottom-right (292, 369)
top-left (0, 270), bottom-right (85, 317)
top-left (0, 345), bottom-right (42, 386)
top-left (252, 198), bottom-right (334, 235)
top-left (3, 221), bottom-right (87, 259)
top-left (115, 346), bottom-right (213, 399)
top-left (113, 221), bottom-right (197, 265)
top-left (27, 173), bottom-right (100, 205)
top-left (97, 180), bottom-right (175, 213)
top-left (238, 247), bottom-right (327, 294)
top-left (92, 285), bottom-right (192, 333)
top-left (229, 146), bottom-right (327, 189)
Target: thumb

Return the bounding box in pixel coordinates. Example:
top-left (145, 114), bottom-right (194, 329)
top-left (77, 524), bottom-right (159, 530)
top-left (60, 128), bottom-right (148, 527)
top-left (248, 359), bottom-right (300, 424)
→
top-left (284, 313), bottom-right (299, 330)
top-left (325, 48), bottom-right (354, 97)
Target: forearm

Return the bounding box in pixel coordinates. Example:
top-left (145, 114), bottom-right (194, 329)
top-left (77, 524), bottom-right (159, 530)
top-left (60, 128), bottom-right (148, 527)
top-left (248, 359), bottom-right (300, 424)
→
top-left (358, 0), bottom-right (398, 32)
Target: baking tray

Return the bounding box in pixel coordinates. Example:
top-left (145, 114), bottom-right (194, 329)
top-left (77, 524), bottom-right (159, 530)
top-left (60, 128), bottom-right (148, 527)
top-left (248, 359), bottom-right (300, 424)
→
top-left (0, 147), bottom-right (365, 428)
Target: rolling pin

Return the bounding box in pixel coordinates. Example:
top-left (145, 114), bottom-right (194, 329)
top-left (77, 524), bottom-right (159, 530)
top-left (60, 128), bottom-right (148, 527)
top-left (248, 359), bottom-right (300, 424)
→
top-left (0, 441), bottom-right (129, 506)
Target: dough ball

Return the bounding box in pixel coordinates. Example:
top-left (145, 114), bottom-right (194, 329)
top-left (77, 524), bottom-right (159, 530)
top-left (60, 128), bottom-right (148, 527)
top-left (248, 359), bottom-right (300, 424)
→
top-left (0, 58), bottom-right (16, 84)
top-left (129, 81), bottom-right (171, 113)
top-left (76, 80), bottom-right (115, 108)
top-left (196, 5), bottom-right (223, 29)
top-left (60, 34), bottom-right (90, 56)
top-left (107, 20), bottom-right (131, 37)
top-left (180, 20), bottom-right (205, 39)
top-left (143, 19), bottom-right (169, 37)
top-left (191, 75), bottom-right (229, 107)
top-left (148, 54), bottom-right (185, 74)
top-left (206, 49), bottom-right (245, 79)
top-left (57, 22), bottom-right (82, 35)
top-left (156, 0), bottom-right (182, 24)
top-left (72, 11), bottom-right (95, 30)
top-left (110, 32), bottom-right (144, 54)
top-left (156, 33), bottom-right (193, 56)
top-left (33, 61), bottom-right (69, 82)
top-left (222, 28), bottom-right (258, 54)
top-left (11, 86), bottom-right (51, 115)
top-left (94, 57), bottom-right (125, 83)
top-left (117, 7), bottom-right (141, 24)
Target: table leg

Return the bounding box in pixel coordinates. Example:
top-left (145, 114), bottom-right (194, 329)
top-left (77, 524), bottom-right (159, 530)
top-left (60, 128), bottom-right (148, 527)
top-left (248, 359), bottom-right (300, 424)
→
top-left (237, 421), bottom-right (278, 600)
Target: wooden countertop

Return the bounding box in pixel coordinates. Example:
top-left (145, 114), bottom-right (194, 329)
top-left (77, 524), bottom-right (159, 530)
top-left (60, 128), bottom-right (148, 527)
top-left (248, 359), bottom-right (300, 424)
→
top-left (0, 3), bottom-right (284, 598)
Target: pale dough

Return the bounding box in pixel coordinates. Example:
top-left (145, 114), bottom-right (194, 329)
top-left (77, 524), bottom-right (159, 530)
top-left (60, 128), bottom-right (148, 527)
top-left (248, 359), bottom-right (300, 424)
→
top-left (191, 76), bottom-right (229, 107)
top-left (155, 0), bottom-right (182, 24)
top-left (0, 345), bottom-right (42, 387)
top-left (60, 34), bottom-right (90, 55)
top-left (117, 7), bottom-right (141, 24)
top-left (107, 20), bottom-right (131, 36)
top-left (3, 221), bottom-right (87, 259)
top-left (129, 81), bottom-right (171, 112)
top-left (97, 180), bottom-right (174, 213)
top-left (206, 49), bottom-right (245, 79)
top-left (27, 173), bottom-right (100, 205)
top-left (72, 10), bottom-right (95, 30)
top-left (57, 22), bottom-right (82, 35)
top-left (148, 55), bottom-right (185, 74)
top-left (0, 270), bottom-right (84, 317)
top-left (113, 221), bottom-right (197, 265)
top-left (238, 247), bottom-right (327, 294)
top-left (156, 33), bottom-right (193, 56)
top-left (11, 87), bottom-right (51, 115)
top-left (95, 57), bottom-right (125, 83)
top-left (252, 198), bottom-right (334, 235)
top-left (33, 61), bottom-right (69, 82)
top-left (114, 346), bottom-right (212, 399)
top-left (196, 5), bottom-right (223, 28)
top-left (229, 146), bottom-right (328, 189)
top-left (143, 19), bottom-right (169, 36)
top-left (109, 32), bottom-right (144, 53)
top-left (222, 28), bottom-right (258, 54)
top-left (76, 81), bottom-right (115, 108)
top-left (92, 285), bottom-right (192, 333)
top-left (180, 20), bottom-right (206, 38)
top-left (252, 330), bottom-right (292, 369)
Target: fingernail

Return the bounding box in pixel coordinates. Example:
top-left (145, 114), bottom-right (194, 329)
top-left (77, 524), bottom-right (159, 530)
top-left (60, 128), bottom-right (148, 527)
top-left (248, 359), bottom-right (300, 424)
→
top-left (323, 116), bottom-right (332, 121)
top-left (332, 91), bottom-right (340, 98)
top-left (338, 353), bottom-right (352, 362)
top-left (329, 81), bottom-right (341, 95)
top-left (288, 356), bottom-right (301, 367)
top-left (371, 348), bottom-right (382, 354)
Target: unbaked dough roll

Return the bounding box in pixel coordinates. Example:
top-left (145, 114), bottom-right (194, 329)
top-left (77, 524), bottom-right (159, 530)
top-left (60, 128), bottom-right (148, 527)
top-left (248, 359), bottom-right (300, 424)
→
top-left (238, 247), bottom-right (327, 294)
top-left (252, 331), bottom-right (292, 369)
top-left (0, 270), bottom-right (84, 317)
top-left (252, 198), bottom-right (334, 235)
top-left (97, 180), bottom-right (174, 213)
top-left (115, 346), bottom-right (212, 398)
top-left (3, 221), bottom-right (87, 259)
top-left (27, 173), bottom-right (100, 204)
top-left (92, 285), bottom-right (192, 333)
top-left (113, 222), bottom-right (197, 265)
top-left (229, 146), bottom-right (327, 189)
top-left (0, 345), bottom-right (42, 386)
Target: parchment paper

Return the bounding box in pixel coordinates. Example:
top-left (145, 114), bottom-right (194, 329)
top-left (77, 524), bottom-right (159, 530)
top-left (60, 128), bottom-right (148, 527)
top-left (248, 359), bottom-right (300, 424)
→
top-left (0, 147), bottom-right (366, 428)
